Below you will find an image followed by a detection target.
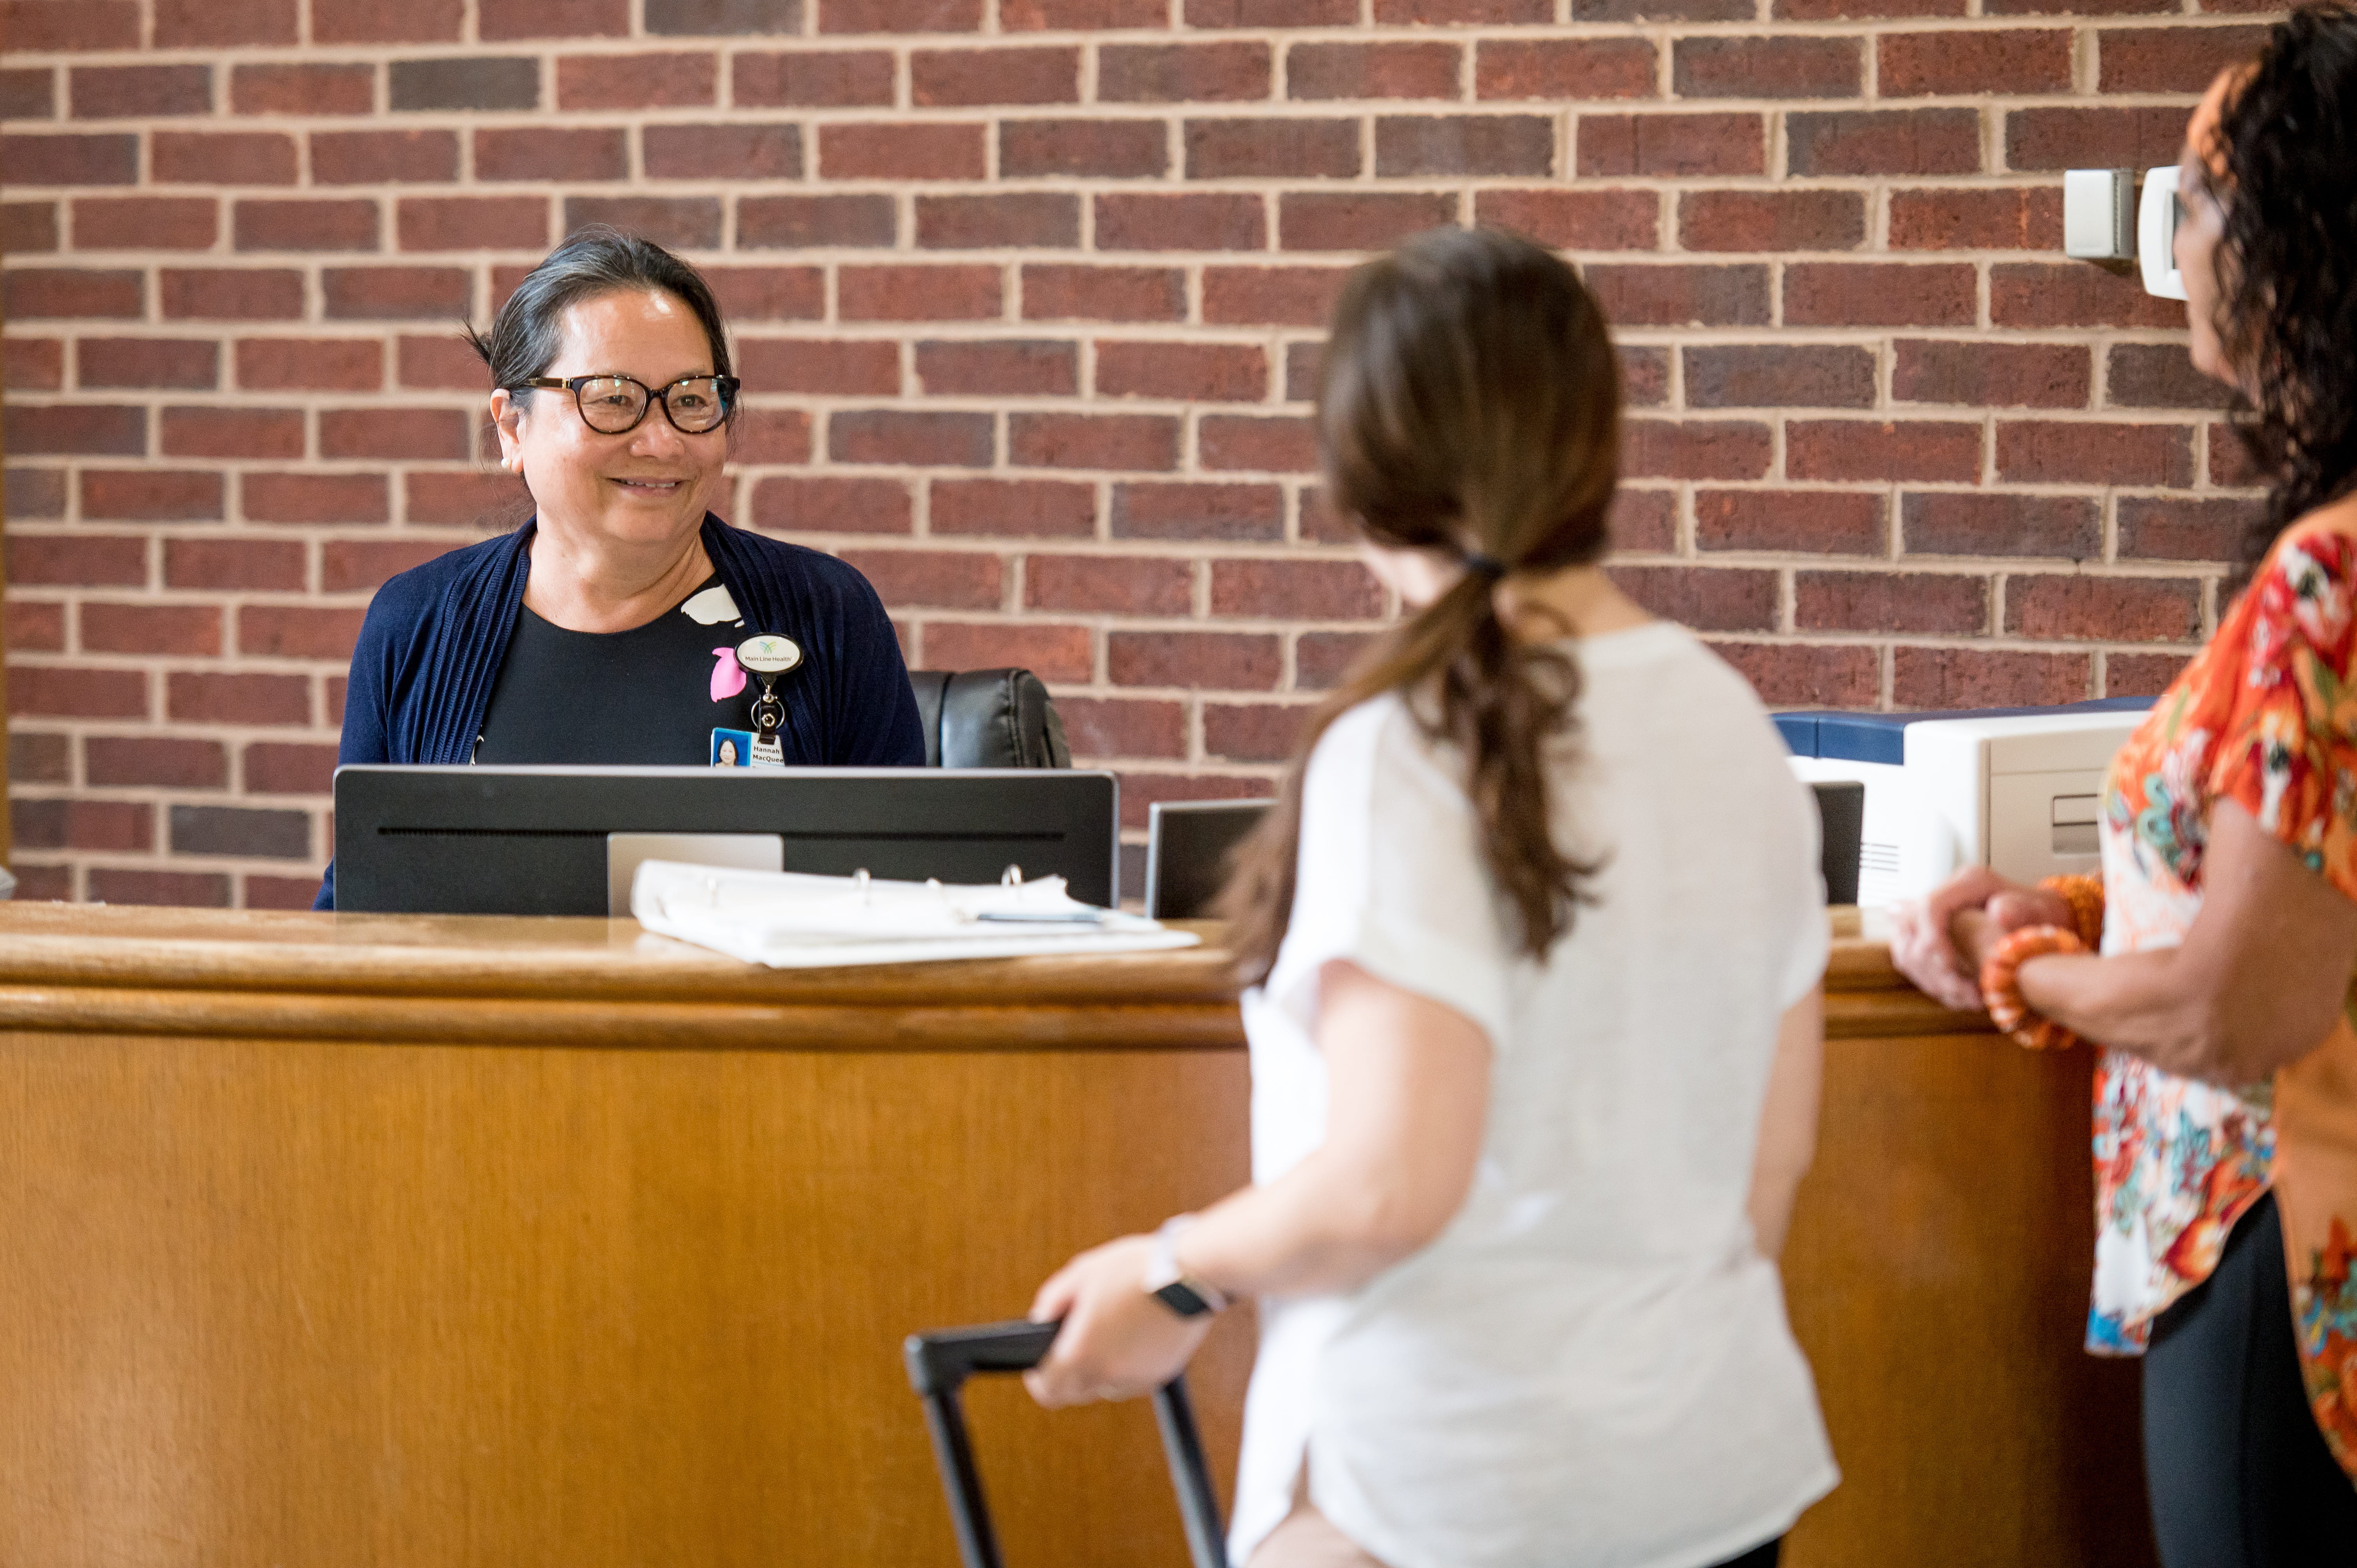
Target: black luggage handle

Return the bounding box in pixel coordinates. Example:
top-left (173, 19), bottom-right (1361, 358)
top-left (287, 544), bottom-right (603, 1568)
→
top-left (904, 1319), bottom-right (1230, 1568)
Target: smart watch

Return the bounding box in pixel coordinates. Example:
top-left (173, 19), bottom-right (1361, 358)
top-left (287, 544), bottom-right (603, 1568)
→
top-left (1142, 1215), bottom-right (1229, 1319)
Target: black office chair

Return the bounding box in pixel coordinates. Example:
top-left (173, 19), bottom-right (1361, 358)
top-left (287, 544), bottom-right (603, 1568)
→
top-left (909, 669), bottom-right (1071, 769)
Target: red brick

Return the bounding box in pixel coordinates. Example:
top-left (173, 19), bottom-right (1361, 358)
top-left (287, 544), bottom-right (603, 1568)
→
top-left (1679, 190), bottom-right (1863, 252)
top-left (739, 194), bottom-right (898, 250)
top-left (555, 50), bottom-right (716, 109)
top-left (1011, 411), bottom-right (1180, 471)
top-left (1995, 421), bottom-right (2193, 487)
top-left (911, 46), bottom-right (1078, 106)
top-left (1785, 263), bottom-right (1976, 327)
top-left (7, 466), bottom-right (69, 518)
top-left (1583, 264), bottom-right (1769, 327)
top-left (72, 196), bottom-right (217, 251)
top-left (645, 0), bottom-right (806, 32)
top-left (2005, 107), bottom-right (2189, 174)
top-left (2, 268), bottom-right (141, 318)
top-left (562, 195), bottom-right (723, 250)
top-left (833, 549), bottom-right (1005, 611)
top-left (1473, 188), bottom-right (1657, 252)
top-left (0, 66), bottom-right (51, 120)
top-left (481, 0), bottom-right (632, 37)
top-left (1696, 489), bottom-right (1886, 555)
top-left (999, 119), bottom-right (1169, 180)
top-left (9, 665), bottom-right (148, 719)
top-left (475, 127), bottom-right (629, 182)
top-left (164, 538), bottom-right (305, 591)
top-left (242, 742), bottom-right (338, 795)
top-left (1293, 41), bottom-right (1463, 100)
top-left (81, 600), bottom-right (222, 656)
top-left (1610, 487), bottom-right (1677, 552)
top-left (2118, 496), bottom-right (2260, 563)
top-left (1778, 0), bottom-right (1963, 14)
top-left (310, 130), bottom-right (458, 185)
top-left (821, 0), bottom-right (983, 29)
top-left (404, 473), bottom-right (531, 527)
top-left (915, 339), bottom-right (1076, 397)
top-left (1022, 265), bottom-right (1186, 322)
top-left (1056, 697), bottom-right (1186, 758)
top-left (820, 122), bottom-right (985, 180)
top-left (2098, 24), bottom-right (2270, 91)
top-left (1009, 0), bottom-right (1164, 22)
top-left (1788, 420), bottom-right (1982, 482)
top-left (738, 337), bottom-right (902, 396)
top-left (1203, 703), bottom-right (1315, 763)
top-left (396, 196), bottom-right (549, 253)
top-left (14, 800), bottom-right (153, 854)
top-left (85, 736), bottom-right (228, 789)
top-left (839, 265), bottom-right (1004, 322)
top-left (1608, 565), bottom-right (1777, 632)
top-left (829, 409), bottom-right (994, 467)
top-left (1111, 481), bottom-right (1283, 540)
top-left (69, 64), bottom-right (212, 119)
top-left (725, 408), bottom-right (813, 464)
top-left (80, 469), bottom-right (223, 520)
top-left (1685, 345), bottom-right (1875, 409)
top-left (161, 269), bottom-right (305, 321)
top-left (1104, 43), bottom-right (1272, 103)
top-left (1096, 193), bottom-right (1266, 251)
top-left (1577, 113), bottom-right (1763, 177)
top-left (1187, 0), bottom-right (1354, 21)
top-left (8, 602), bottom-right (66, 653)
top-left (1211, 558), bottom-right (1380, 619)
top-left (1201, 414), bottom-right (1318, 472)
top-left (1295, 629), bottom-right (1378, 689)
top-left (642, 122), bottom-right (802, 180)
top-left (7, 534), bottom-right (146, 586)
top-left (4, 403), bottom-right (145, 455)
top-left (1787, 109), bottom-right (1980, 176)
top-left (1711, 641), bottom-right (1880, 709)
top-left (1880, 29), bottom-right (2073, 95)
top-left (1991, 263), bottom-right (2184, 329)
top-left (2106, 344), bottom-right (2231, 410)
top-left (1891, 188), bottom-right (2064, 252)
top-left (1374, 115), bottom-right (1552, 177)
top-left (931, 477), bottom-right (1098, 537)
top-left (235, 199), bottom-right (380, 254)
top-left (1894, 340), bottom-right (2091, 409)
top-left (746, 475), bottom-right (914, 534)
top-left (1025, 553), bottom-right (1192, 614)
top-left (2106, 652), bottom-right (2190, 698)
top-left (1189, 118), bottom-right (1360, 182)
top-left (1476, 38), bottom-right (1655, 100)
top-left (323, 267), bottom-right (471, 321)
top-left (2209, 426), bottom-right (2259, 487)
top-left (314, 0), bottom-right (463, 39)
top-left (322, 538), bottom-right (463, 591)
top-left (703, 266), bottom-right (826, 322)
top-left (319, 407), bottom-right (468, 461)
top-left (1111, 629), bottom-right (1280, 689)
top-left (1189, 268), bottom-right (1336, 332)
top-left (3, 200), bottom-right (60, 252)
top-left (1376, 0), bottom-right (1548, 20)
top-left (1279, 192), bottom-right (1458, 253)
top-left (1673, 35), bottom-right (1861, 98)
top-left (230, 63), bottom-right (372, 115)
top-left (1096, 341), bottom-right (1267, 403)
top-left (86, 869), bottom-right (234, 909)
top-left (241, 472), bottom-right (390, 525)
top-left (2005, 575), bottom-right (2200, 642)
top-left (917, 193), bottom-right (1080, 250)
top-left (1796, 571), bottom-right (1986, 635)
top-left (0, 132), bottom-right (137, 185)
top-left (161, 406), bottom-right (303, 459)
top-left (168, 672), bottom-right (311, 726)
top-left (237, 337), bottom-right (384, 392)
top-left (3, 0), bottom-right (139, 49)
top-left (153, 131), bottom-right (297, 185)
top-left (732, 50), bottom-right (896, 106)
top-left (921, 621), bottom-right (1091, 682)
top-left (1625, 419), bottom-right (1774, 480)
top-left (1901, 491), bottom-right (2101, 559)
top-left (5, 336), bottom-right (63, 390)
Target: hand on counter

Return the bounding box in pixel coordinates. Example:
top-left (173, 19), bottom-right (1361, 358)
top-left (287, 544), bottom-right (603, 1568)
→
top-left (1889, 868), bottom-right (2073, 1010)
top-left (1022, 1235), bottom-right (1212, 1409)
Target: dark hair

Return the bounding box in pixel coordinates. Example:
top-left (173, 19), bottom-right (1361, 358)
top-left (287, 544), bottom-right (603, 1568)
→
top-left (2210, 4), bottom-right (2357, 567)
top-left (466, 225), bottom-right (735, 395)
top-left (1219, 227), bottom-right (1620, 984)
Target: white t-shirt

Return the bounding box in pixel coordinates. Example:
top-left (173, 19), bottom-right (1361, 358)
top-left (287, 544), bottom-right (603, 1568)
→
top-left (1231, 622), bottom-right (1837, 1568)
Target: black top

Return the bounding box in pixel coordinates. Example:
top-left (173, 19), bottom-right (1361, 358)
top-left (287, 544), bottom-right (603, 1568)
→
top-left (474, 576), bottom-right (762, 765)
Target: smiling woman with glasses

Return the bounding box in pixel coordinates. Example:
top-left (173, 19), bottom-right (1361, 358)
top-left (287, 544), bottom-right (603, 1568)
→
top-left (310, 227), bottom-right (926, 910)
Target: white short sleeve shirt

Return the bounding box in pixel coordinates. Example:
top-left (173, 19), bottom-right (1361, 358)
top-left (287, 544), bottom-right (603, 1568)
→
top-left (1231, 623), bottom-right (1837, 1568)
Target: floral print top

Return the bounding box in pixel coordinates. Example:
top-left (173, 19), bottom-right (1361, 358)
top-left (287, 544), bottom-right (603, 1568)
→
top-left (2094, 500), bottom-right (2357, 1479)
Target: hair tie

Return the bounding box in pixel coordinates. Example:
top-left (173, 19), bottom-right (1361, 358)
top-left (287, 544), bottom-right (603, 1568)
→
top-left (1463, 553), bottom-right (1508, 580)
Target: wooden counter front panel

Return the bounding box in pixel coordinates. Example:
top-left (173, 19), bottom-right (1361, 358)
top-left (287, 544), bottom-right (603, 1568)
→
top-left (0, 1031), bottom-right (1252, 1568)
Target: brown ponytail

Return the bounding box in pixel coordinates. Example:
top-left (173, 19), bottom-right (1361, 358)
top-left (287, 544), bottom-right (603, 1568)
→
top-left (1219, 227), bottom-right (1621, 984)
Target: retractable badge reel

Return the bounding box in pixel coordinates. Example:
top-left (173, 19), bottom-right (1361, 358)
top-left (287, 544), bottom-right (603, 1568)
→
top-left (735, 634), bottom-right (803, 766)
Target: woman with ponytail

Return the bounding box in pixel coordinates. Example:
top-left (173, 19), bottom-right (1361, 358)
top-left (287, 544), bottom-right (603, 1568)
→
top-left (1023, 227), bottom-right (1836, 1568)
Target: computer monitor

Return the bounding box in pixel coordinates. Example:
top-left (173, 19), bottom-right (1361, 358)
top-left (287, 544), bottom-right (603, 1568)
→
top-left (333, 766), bottom-right (1120, 916)
top-left (1145, 799), bottom-right (1268, 921)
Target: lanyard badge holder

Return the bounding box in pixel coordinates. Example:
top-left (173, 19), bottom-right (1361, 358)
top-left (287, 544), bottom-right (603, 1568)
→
top-left (735, 634), bottom-right (802, 768)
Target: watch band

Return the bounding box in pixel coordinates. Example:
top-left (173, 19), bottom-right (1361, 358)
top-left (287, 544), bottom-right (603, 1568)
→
top-left (1143, 1216), bottom-right (1228, 1319)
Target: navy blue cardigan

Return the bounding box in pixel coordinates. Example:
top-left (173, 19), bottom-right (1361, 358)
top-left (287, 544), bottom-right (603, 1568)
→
top-left (316, 515), bottom-right (925, 908)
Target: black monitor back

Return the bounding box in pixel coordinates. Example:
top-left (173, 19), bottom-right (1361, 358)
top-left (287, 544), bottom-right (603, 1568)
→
top-left (334, 766), bottom-right (1120, 915)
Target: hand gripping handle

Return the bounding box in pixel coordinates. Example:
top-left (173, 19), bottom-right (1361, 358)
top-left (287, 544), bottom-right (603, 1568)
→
top-left (903, 1319), bottom-right (1229, 1568)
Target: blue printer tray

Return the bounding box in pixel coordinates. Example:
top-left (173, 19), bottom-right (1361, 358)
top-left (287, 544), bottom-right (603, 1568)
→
top-left (1775, 696), bottom-right (2153, 766)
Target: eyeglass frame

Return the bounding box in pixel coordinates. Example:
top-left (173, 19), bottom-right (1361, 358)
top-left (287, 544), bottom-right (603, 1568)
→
top-left (514, 372), bottom-right (742, 436)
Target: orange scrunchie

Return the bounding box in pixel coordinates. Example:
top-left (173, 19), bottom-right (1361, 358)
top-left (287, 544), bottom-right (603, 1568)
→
top-left (1981, 925), bottom-right (2088, 1052)
top-left (2038, 873), bottom-right (2106, 950)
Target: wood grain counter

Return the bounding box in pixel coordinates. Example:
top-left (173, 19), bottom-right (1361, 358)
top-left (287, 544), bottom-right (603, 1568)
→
top-left (0, 905), bottom-right (2152, 1567)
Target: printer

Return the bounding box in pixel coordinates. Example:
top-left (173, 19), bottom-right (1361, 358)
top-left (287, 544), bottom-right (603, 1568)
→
top-left (1779, 698), bottom-right (2152, 909)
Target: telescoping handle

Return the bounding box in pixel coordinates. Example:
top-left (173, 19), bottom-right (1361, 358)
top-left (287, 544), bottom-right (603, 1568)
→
top-left (904, 1319), bottom-right (1230, 1568)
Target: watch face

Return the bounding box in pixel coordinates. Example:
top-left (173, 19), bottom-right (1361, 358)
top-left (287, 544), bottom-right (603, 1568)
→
top-left (1153, 1280), bottom-right (1215, 1319)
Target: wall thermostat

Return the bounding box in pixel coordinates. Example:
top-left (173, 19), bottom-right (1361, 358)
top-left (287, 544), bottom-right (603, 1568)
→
top-left (2137, 164), bottom-right (2188, 300)
top-left (2062, 168), bottom-right (2134, 260)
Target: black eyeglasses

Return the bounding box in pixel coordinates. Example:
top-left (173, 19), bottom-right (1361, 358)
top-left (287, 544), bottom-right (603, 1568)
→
top-left (518, 373), bottom-right (740, 436)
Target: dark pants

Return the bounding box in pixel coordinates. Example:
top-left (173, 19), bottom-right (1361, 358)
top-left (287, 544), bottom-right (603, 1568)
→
top-left (2143, 1192), bottom-right (2357, 1566)
top-left (1706, 1540), bottom-right (1779, 1568)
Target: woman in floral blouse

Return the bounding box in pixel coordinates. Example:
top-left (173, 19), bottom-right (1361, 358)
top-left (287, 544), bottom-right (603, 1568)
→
top-left (1892, 9), bottom-right (2357, 1564)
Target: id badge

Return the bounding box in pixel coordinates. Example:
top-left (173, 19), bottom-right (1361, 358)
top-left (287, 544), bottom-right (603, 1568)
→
top-left (711, 729), bottom-right (753, 767)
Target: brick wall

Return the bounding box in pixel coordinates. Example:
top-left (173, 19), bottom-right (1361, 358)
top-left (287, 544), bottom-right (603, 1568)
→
top-left (0, 0), bottom-right (2273, 907)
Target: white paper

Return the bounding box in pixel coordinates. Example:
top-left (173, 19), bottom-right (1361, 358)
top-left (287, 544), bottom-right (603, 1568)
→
top-left (628, 860), bottom-right (1200, 969)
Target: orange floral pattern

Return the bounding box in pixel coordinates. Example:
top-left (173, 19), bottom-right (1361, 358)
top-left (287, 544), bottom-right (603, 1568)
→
top-left (2096, 505), bottom-right (2357, 1479)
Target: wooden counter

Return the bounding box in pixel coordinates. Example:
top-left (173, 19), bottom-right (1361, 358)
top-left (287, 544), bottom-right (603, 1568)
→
top-left (0, 905), bottom-right (2152, 1568)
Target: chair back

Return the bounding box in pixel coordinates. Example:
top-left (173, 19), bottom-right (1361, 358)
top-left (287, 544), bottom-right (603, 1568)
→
top-left (909, 670), bottom-right (1071, 769)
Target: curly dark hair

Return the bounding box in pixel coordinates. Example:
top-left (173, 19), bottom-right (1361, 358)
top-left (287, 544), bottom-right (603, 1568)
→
top-left (2212, 4), bottom-right (2357, 567)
